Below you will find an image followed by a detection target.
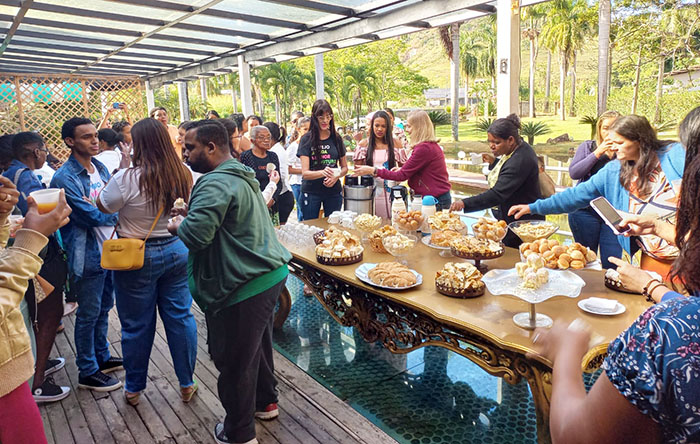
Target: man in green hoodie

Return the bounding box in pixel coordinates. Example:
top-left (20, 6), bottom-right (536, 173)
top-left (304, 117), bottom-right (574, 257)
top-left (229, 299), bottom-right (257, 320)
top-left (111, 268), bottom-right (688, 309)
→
top-left (167, 119), bottom-right (291, 444)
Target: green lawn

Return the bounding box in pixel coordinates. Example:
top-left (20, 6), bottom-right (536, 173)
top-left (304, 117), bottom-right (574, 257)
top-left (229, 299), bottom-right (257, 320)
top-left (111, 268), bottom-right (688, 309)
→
top-left (435, 115), bottom-right (592, 145)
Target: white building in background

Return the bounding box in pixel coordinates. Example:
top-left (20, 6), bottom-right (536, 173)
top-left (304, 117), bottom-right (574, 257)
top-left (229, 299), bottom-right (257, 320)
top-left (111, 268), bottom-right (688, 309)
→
top-left (667, 65), bottom-right (700, 91)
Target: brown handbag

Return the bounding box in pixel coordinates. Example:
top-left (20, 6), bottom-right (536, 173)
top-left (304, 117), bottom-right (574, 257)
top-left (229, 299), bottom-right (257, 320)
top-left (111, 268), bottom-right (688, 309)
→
top-left (100, 206), bottom-right (164, 271)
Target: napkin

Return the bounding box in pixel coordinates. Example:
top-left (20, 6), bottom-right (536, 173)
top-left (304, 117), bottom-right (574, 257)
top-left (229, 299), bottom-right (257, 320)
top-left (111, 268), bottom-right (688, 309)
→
top-left (584, 297), bottom-right (618, 313)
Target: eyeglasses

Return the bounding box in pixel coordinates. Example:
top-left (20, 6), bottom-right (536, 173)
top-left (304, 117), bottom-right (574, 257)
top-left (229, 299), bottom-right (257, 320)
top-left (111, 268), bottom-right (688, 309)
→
top-left (317, 114), bottom-right (333, 122)
top-left (256, 136), bottom-right (272, 141)
top-left (36, 146), bottom-right (49, 154)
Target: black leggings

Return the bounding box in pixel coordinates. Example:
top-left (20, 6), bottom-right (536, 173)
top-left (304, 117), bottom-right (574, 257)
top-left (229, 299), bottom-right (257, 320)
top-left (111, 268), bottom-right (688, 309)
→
top-left (277, 191), bottom-right (295, 224)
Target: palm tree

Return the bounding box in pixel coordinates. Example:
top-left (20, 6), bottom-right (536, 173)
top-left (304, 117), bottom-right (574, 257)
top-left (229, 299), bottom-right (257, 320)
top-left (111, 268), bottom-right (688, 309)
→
top-left (597, 0), bottom-right (612, 115)
top-left (439, 24), bottom-right (461, 141)
top-left (259, 62), bottom-right (306, 125)
top-left (460, 34), bottom-right (484, 116)
top-left (541, 0), bottom-right (592, 120)
top-left (522, 6), bottom-right (546, 118)
top-left (344, 65), bottom-right (377, 129)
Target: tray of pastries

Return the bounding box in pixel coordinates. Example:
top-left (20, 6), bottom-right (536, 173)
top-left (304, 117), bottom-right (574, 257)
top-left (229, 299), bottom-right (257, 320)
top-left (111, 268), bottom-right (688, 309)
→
top-left (395, 210), bottom-right (425, 232)
top-left (435, 262), bottom-right (486, 298)
top-left (368, 225), bottom-right (398, 253)
top-left (471, 218), bottom-right (507, 242)
top-left (450, 235), bottom-right (505, 260)
top-left (355, 262), bottom-right (422, 290)
top-left (519, 239), bottom-right (598, 270)
top-left (423, 230), bottom-right (462, 249)
top-left (315, 228), bottom-right (364, 265)
top-left (428, 210), bottom-right (466, 232)
top-left (508, 220), bottom-right (558, 243)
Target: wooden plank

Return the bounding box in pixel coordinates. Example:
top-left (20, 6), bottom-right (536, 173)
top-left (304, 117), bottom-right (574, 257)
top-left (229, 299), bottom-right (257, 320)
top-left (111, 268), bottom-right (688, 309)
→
top-left (107, 389), bottom-right (157, 444)
top-left (95, 395), bottom-right (137, 444)
top-left (54, 315), bottom-right (116, 444)
top-left (51, 325), bottom-right (97, 444)
top-left (40, 402), bottom-right (55, 444)
top-left (273, 352), bottom-right (397, 444)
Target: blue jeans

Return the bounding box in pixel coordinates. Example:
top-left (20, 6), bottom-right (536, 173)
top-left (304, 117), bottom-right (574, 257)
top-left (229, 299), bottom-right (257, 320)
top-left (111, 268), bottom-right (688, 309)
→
top-left (291, 184), bottom-right (302, 222)
top-left (74, 260), bottom-right (114, 378)
top-left (568, 207), bottom-right (622, 269)
top-left (300, 191), bottom-right (343, 221)
top-left (435, 191), bottom-right (452, 211)
top-left (114, 237), bottom-right (197, 393)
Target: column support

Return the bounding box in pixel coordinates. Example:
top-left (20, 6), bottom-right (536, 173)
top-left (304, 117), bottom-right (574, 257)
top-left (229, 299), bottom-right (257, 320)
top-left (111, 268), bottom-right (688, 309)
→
top-left (145, 80), bottom-right (155, 111)
top-left (497, 0), bottom-right (521, 117)
top-left (177, 81), bottom-right (190, 123)
top-left (315, 53), bottom-right (325, 100)
top-left (238, 55), bottom-right (254, 116)
top-left (199, 77), bottom-right (208, 104)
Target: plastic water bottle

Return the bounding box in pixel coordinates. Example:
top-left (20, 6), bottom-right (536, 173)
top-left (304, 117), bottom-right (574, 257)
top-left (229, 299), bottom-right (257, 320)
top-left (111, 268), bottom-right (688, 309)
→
top-left (421, 195), bottom-right (439, 235)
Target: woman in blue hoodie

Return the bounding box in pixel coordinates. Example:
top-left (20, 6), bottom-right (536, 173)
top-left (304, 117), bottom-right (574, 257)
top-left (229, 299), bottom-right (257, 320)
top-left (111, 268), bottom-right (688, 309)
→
top-left (509, 115), bottom-right (684, 275)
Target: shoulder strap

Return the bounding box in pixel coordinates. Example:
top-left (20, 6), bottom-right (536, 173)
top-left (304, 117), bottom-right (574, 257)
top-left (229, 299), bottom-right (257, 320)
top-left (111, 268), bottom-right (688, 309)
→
top-left (143, 206), bottom-right (165, 242)
top-left (12, 167), bottom-right (29, 186)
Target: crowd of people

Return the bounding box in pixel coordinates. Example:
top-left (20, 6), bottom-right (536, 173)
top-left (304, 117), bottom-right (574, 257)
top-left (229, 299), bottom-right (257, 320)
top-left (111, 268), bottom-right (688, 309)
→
top-left (0, 95), bottom-right (699, 443)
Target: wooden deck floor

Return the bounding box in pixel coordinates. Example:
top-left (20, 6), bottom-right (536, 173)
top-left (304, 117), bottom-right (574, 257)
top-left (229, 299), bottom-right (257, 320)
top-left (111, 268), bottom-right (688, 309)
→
top-left (39, 304), bottom-right (395, 444)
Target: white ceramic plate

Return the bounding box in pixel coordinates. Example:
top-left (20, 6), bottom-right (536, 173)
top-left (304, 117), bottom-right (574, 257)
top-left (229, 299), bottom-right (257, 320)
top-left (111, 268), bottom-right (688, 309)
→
top-left (355, 263), bottom-right (423, 290)
top-left (421, 234), bottom-right (451, 250)
top-left (578, 298), bottom-right (626, 316)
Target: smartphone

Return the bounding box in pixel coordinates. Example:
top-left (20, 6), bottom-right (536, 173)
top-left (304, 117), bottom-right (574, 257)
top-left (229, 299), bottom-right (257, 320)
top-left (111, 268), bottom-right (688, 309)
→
top-left (590, 197), bottom-right (630, 235)
top-left (112, 102), bottom-right (121, 109)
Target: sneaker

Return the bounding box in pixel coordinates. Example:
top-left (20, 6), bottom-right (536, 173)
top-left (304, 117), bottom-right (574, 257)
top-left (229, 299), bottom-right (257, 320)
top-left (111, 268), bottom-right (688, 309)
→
top-left (44, 357), bottom-right (66, 377)
top-left (99, 357), bottom-right (124, 374)
top-left (63, 302), bottom-right (78, 317)
top-left (78, 371), bottom-right (122, 392)
top-left (213, 423), bottom-right (258, 444)
top-left (33, 377), bottom-right (70, 402)
top-left (254, 403), bottom-right (279, 420)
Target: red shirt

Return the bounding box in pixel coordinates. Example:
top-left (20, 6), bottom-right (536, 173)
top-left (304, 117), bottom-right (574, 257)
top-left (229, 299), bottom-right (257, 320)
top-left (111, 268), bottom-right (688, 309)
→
top-left (377, 141), bottom-right (451, 197)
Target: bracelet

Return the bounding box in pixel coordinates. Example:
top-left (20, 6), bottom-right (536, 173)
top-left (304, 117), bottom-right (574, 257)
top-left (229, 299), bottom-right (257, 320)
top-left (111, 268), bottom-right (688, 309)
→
top-left (642, 278), bottom-right (663, 303)
top-left (646, 281), bottom-right (667, 303)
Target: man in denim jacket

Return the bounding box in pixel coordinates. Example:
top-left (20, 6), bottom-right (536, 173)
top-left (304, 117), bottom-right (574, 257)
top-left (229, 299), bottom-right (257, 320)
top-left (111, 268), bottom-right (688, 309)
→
top-left (50, 118), bottom-right (123, 392)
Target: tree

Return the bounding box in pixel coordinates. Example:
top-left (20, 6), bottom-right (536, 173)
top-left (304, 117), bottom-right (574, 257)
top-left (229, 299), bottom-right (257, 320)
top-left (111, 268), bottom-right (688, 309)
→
top-left (459, 33), bottom-right (484, 115)
top-left (258, 62), bottom-right (306, 126)
top-left (522, 6), bottom-right (546, 118)
top-left (541, 0), bottom-right (593, 120)
top-left (597, 0), bottom-right (612, 115)
top-left (440, 24), bottom-right (461, 141)
top-left (343, 64), bottom-right (377, 129)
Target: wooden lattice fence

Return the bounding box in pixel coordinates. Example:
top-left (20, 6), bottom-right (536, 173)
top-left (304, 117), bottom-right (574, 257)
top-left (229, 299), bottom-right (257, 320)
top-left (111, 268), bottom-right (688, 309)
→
top-left (0, 73), bottom-right (144, 161)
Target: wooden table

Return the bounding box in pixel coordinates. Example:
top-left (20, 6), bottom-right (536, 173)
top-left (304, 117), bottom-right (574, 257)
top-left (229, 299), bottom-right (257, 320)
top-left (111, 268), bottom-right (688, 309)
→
top-left (277, 220), bottom-right (650, 443)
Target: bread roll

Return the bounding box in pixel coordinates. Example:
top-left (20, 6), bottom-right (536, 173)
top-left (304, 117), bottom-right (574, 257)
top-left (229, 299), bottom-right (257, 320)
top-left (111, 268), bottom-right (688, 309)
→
top-left (557, 257), bottom-right (570, 269)
top-left (538, 243), bottom-right (549, 254)
top-left (547, 239), bottom-right (559, 248)
top-left (552, 245), bottom-right (567, 256)
top-left (570, 250), bottom-right (585, 261)
top-left (543, 250), bottom-right (556, 261)
top-left (570, 260), bottom-right (585, 269)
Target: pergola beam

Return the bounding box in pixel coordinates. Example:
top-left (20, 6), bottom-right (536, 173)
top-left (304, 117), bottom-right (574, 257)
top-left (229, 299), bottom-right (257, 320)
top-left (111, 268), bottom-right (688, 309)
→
top-left (109, 0), bottom-right (309, 30)
top-left (4, 47), bottom-right (179, 68)
top-left (259, 0), bottom-right (356, 17)
top-left (0, 0), bottom-right (34, 56)
top-left (148, 0), bottom-right (487, 87)
top-left (73, 0), bottom-right (226, 74)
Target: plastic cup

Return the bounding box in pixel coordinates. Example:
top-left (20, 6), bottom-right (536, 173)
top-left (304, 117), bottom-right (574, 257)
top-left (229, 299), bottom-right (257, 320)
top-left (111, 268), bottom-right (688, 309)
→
top-left (30, 188), bottom-right (60, 214)
top-left (470, 153), bottom-right (482, 164)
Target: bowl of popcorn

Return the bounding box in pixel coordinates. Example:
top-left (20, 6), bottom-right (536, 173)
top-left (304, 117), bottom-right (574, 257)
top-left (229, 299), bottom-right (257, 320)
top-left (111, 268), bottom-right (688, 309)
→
top-left (382, 233), bottom-right (417, 265)
top-left (508, 220), bottom-right (558, 243)
top-left (354, 213), bottom-right (383, 241)
top-left (394, 210), bottom-right (424, 232)
top-left (435, 262), bottom-right (485, 298)
top-left (471, 218), bottom-right (507, 242)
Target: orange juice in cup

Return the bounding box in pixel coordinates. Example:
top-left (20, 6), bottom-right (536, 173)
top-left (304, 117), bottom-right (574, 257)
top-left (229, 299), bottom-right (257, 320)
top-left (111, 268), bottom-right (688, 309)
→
top-left (30, 189), bottom-right (60, 214)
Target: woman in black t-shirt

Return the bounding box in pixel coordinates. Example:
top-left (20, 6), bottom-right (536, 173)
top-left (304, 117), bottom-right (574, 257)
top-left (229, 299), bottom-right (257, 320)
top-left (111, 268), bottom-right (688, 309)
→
top-left (297, 99), bottom-right (348, 220)
top-left (240, 125), bottom-right (282, 225)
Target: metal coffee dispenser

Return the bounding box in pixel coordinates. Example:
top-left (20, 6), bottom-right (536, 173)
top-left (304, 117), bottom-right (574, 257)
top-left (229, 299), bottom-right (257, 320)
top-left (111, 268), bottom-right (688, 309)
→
top-left (343, 175), bottom-right (375, 214)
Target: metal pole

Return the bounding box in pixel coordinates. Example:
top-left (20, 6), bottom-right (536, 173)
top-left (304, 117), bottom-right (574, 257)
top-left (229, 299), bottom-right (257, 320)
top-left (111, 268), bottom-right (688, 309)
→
top-left (13, 77), bottom-right (25, 131)
top-left (145, 80), bottom-right (155, 111)
top-left (177, 81), bottom-right (190, 122)
top-left (497, 0), bottom-right (521, 117)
